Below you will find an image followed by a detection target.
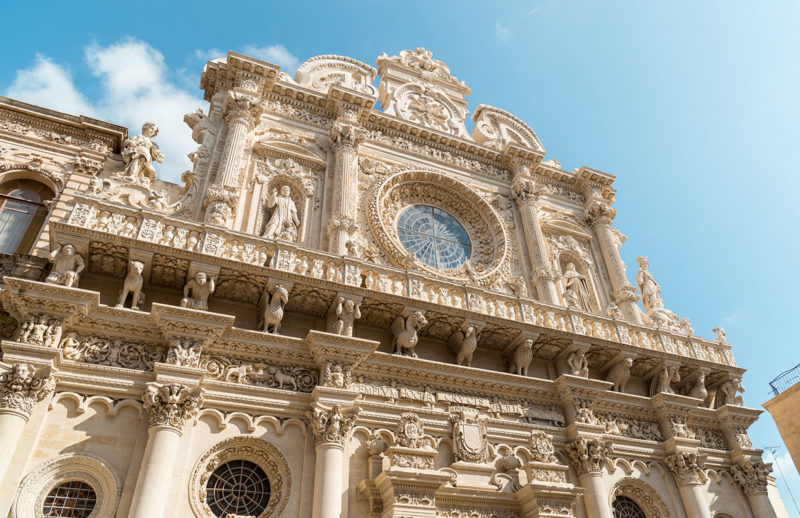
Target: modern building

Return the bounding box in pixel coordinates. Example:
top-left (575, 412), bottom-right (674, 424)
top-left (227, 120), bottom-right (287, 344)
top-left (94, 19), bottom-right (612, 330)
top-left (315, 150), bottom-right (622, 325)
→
top-left (764, 364), bottom-right (800, 473)
top-left (0, 48), bottom-right (790, 518)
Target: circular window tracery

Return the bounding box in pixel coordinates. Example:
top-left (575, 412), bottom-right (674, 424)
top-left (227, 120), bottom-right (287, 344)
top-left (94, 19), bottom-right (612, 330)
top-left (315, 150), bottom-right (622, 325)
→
top-left (397, 205), bottom-right (471, 269)
top-left (613, 495), bottom-right (646, 518)
top-left (206, 460), bottom-right (271, 518)
top-left (42, 481), bottom-right (97, 517)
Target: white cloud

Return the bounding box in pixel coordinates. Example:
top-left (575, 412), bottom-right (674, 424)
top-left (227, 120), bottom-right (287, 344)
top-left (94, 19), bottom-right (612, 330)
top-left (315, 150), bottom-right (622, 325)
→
top-left (4, 39), bottom-right (205, 183)
top-left (241, 45), bottom-right (300, 73)
top-left (495, 22), bottom-right (511, 41)
top-left (527, 6), bottom-right (543, 15)
top-left (6, 55), bottom-right (95, 117)
top-left (194, 44), bottom-right (300, 75)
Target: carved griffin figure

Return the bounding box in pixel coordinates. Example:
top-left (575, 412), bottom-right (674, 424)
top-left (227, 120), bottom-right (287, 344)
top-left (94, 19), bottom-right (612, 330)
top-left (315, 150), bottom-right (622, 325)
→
top-left (260, 284), bottom-right (289, 334)
top-left (508, 339), bottom-right (533, 376)
top-left (391, 311), bottom-right (428, 357)
top-left (447, 323), bottom-right (481, 367)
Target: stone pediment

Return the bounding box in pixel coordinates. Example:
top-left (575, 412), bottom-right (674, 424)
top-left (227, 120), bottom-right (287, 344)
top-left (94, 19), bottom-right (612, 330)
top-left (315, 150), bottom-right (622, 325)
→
top-left (295, 54), bottom-right (378, 97)
top-left (471, 104), bottom-right (545, 153)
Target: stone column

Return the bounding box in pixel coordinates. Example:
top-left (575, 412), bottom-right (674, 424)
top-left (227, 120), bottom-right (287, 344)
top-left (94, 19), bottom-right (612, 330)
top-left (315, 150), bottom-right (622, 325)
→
top-left (328, 115), bottom-right (367, 255)
top-left (128, 382), bottom-right (203, 518)
top-left (582, 193), bottom-right (642, 324)
top-left (204, 91), bottom-right (260, 227)
top-left (310, 404), bottom-right (358, 518)
top-left (0, 364), bottom-right (55, 484)
top-left (731, 460), bottom-right (778, 518)
top-left (566, 437), bottom-right (613, 518)
top-left (666, 452), bottom-right (712, 518)
top-left (510, 172), bottom-right (560, 304)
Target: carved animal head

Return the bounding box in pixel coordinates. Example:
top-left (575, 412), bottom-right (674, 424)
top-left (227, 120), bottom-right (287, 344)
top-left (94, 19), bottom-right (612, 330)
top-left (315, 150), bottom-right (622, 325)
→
top-left (409, 311), bottom-right (427, 330)
top-left (129, 261), bottom-right (144, 275)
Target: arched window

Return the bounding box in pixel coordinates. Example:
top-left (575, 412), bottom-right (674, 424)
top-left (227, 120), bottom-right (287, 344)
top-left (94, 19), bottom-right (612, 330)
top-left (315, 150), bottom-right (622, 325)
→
top-left (613, 495), bottom-right (647, 518)
top-left (0, 179), bottom-right (53, 254)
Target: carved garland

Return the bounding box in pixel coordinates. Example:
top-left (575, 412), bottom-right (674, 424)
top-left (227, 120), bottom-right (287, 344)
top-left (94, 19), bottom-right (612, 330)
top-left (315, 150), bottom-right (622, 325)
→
top-left (368, 170), bottom-right (509, 286)
top-left (609, 478), bottom-right (670, 518)
top-left (189, 437), bottom-right (291, 518)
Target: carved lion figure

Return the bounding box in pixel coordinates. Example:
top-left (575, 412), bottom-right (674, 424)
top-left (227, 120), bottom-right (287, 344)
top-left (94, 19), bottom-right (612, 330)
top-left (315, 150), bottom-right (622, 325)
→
top-left (116, 260), bottom-right (145, 310)
top-left (606, 357), bottom-right (633, 392)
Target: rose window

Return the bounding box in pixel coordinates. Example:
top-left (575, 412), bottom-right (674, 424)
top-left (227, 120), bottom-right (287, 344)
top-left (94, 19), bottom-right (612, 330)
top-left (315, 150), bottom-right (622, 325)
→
top-left (397, 205), bottom-right (471, 269)
top-left (205, 460), bottom-right (271, 517)
top-left (42, 481), bottom-right (97, 517)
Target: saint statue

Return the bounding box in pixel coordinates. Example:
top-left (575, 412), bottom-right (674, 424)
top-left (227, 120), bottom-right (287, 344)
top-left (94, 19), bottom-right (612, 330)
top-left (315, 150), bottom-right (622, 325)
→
top-left (563, 263), bottom-right (591, 311)
top-left (45, 244), bottom-right (85, 288)
top-left (262, 185), bottom-right (300, 241)
top-left (121, 122), bottom-right (164, 186)
top-left (635, 256), bottom-right (663, 313)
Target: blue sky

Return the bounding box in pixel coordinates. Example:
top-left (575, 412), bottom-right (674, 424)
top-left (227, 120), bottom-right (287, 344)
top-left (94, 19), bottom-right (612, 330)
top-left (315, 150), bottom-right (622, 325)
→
top-left (2, 0), bottom-right (799, 511)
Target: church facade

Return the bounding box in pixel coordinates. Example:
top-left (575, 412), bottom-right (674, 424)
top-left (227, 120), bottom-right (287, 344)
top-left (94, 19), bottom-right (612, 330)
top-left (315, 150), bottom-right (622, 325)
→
top-left (0, 48), bottom-right (789, 518)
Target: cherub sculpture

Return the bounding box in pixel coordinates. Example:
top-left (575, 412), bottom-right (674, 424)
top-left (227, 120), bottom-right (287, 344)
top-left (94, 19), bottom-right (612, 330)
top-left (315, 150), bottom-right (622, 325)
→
top-left (45, 244), bottom-right (85, 288)
top-left (180, 272), bottom-right (216, 310)
top-left (121, 122), bottom-right (164, 186)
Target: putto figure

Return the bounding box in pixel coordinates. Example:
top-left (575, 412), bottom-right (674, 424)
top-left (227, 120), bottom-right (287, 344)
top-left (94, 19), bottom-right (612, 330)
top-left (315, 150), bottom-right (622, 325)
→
top-left (45, 244), bottom-right (85, 288)
top-left (180, 272), bottom-right (216, 310)
top-left (121, 122), bottom-right (164, 186)
top-left (262, 185), bottom-right (300, 241)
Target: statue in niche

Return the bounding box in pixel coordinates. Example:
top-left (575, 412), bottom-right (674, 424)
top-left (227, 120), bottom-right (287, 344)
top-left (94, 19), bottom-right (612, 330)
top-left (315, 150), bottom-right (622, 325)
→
top-left (326, 297), bottom-right (362, 337)
top-left (567, 350), bottom-right (589, 378)
top-left (121, 122), bottom-right (164, 186)
top-left (116, 260), bottom-right (145, 310)
top-left (262, 185), bottom-right (300, 241)
top-left (606, 357), bottom-right (633, 392)
top-left (562, 263), bottom-right (591, 311)
top-left (45, 244), bottom-right (85, 288)
top-left (180, 272), bottom-right (216, 310)
top-left (260, 284), bottom-right (289, 334)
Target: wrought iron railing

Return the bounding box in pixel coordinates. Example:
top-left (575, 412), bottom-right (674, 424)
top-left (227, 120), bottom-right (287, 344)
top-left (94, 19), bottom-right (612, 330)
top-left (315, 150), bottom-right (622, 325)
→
top-left (770, 363), bottom-right (800, 396)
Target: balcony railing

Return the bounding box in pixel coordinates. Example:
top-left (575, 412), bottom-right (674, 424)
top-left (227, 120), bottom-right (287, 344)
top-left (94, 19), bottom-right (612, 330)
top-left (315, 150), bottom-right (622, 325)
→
top-left (770, 363), bottom-right (800, 396)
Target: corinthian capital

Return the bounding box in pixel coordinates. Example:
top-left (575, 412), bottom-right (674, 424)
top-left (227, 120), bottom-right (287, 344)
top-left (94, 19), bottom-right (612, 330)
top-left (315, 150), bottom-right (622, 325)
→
top-left (143, 382), bottom-right (204, 431)
top-left (0, 364), bottom-right (56, 417)
top-left (583, 197), bottom-right (617, 227)
top-left (510, 176), bottom-right (542, 206)
top-left (566, 437), bottom-right (610, 476)
top-left (224, 91), bottom-right (262, 129)
top-left (666, 451), bottom-right (706, 486)
top-left (329, 121), bottom-right (367, 152)
top-left (731, 459), bottom-right (772, 495)
top-left (309, 404), bottom-right (358, 447)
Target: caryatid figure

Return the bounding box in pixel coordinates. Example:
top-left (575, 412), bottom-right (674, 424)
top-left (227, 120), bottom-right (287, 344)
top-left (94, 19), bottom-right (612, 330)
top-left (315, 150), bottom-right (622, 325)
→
top-left (45, 244), bottom-right (85, 288)
top-left (180, 272), bottom-right (216, 310)
top-left (262, 185), bottom-right (300, 241)
top-left (121, 121), bottom-right (164, 186)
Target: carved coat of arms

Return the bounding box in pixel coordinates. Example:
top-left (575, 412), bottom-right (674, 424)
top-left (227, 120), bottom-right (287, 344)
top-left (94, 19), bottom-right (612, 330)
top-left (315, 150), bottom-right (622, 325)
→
top-left (450, 408), bottom-right (489, 463)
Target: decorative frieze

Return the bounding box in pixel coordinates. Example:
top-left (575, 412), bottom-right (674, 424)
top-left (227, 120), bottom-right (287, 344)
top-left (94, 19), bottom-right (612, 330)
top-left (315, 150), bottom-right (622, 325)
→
top-left (200, 354), bottom-right (317, 393)
top-left (61, 333), bottom-right (167, 371)
top-left (16, 314), bottom-right (62, 348)
top-left (142, 382), bottom-right (204, 430)
top-left (0, 364), bottom-right (56, 417)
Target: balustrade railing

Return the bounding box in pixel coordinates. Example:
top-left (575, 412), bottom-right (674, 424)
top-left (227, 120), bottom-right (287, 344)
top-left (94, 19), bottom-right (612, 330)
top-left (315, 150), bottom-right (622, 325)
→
top-left (769, 363), bottom-right (800, 396)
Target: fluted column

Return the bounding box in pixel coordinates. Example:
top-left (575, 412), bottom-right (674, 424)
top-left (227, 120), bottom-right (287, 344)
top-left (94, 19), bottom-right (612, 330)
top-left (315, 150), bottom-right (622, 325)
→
top-left (311, 405), bottom-right (358, 518)
top-left (731, 460), bottom-right (778, 518)
top-left (666, 452), bottom-right (712, 518)
top-left (567, 437), bottom-right (613, 518)
top-left (204, 91), bottom-right (260, 227)
top-left (583, 193), bottom-right (642, 324)
top-left (128, 382), bottom-right (203, 518)
top-left (328, 115), bottom-right (367, 255)
top-left (511, 173), bottom-right (560, 304)
top-left (0, 364), bottom-right (55, 485)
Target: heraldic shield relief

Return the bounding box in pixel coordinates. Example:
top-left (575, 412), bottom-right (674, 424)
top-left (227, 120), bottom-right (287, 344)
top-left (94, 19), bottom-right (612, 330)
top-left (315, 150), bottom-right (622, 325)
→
top-left (451, 408), bottom-right (489, 463)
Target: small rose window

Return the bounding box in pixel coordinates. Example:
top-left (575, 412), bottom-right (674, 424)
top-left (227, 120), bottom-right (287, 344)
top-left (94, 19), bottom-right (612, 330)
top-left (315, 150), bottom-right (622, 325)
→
top-left (397, 205), bottom-right (471, 269)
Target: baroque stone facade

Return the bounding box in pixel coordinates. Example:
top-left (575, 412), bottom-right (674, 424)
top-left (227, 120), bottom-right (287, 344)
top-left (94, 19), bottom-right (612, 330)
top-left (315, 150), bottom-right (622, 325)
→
top-left (0, 48), bottom-right (788, 518)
